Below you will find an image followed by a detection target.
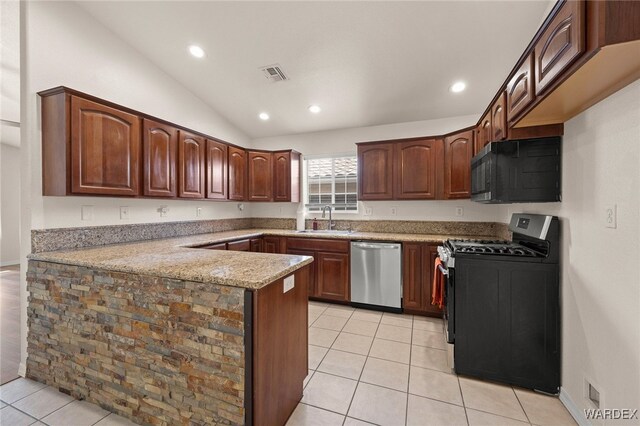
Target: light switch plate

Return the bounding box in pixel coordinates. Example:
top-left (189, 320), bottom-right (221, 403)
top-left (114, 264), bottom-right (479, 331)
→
top-left (283, 275), bottom-right (295, 293)
top-left (605, 204), bottom-right (617, 228)
top-left (120, 206), bottom-right (130, 220)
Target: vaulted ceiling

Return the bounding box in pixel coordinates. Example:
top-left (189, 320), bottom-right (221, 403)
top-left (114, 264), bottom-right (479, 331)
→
top-left (77, 1), bottom-right (551, 138)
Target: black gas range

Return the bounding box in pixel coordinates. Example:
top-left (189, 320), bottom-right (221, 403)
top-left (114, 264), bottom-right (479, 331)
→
top-left (438, 213), bottom-right (560, 394)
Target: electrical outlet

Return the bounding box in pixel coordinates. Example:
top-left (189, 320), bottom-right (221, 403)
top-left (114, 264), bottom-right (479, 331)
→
top-left (158, 206), bottom-right (169, 217)
top-left (605, 204), bottom-right (617, 228)
top-left (196, 207), bottom-right (202, 217)
top-left (390, 207), bottom-right (398, 216)
top-left (455, 207), bottom-right (464, 217)
top-left (364, 207), bottom-right (373, 216)
top-left (81, 205), bottom-right (93, 221)
top-left (120, 206), bottom-right (130, 220)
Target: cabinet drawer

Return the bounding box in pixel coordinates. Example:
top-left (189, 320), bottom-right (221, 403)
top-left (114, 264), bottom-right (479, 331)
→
top-left (286, 238), bottom-right (349, 253)
top-left (227, 239), bottom-right (251, 251)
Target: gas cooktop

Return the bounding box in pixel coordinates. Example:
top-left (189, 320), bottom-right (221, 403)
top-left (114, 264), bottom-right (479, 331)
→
top-left (445, 239), bottom-right (542, 258)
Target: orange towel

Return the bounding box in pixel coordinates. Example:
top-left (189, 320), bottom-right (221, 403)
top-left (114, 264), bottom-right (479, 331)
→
top-left (431, 257), bottom-right (445, 308)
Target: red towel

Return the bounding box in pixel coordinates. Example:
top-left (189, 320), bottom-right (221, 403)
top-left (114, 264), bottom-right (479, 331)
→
top-left (431, 257), bottom-right (445, 308)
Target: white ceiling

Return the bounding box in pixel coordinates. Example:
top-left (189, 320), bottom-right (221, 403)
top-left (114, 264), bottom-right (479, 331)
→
top-left (78, 1), bottom-right (553, 139)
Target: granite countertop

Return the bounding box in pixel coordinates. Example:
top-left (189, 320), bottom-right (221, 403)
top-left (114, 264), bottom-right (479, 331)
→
top-left (28, 228), bottom-right (492, 290)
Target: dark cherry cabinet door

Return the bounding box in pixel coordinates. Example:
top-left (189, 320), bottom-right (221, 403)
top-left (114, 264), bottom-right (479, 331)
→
top-left (444, 130), bottom-right (473, 199)
top-left (178, 131), bottom-right (205, 198)
top-left (403, 243), bottom-right (424, 311)
top-left (273, 151), bottom-right (300, 202)
top-left (250, 238), bottom-right (263, 252)
top-left (475, 112), bottom-right (492, 156)
top-left (142, 119), bottom-right (177, 197)
top-left (316, 252), bottom-right (349, 302)
top-left (394, 139), bottom-right (438, 200)
top-left (206, 139), bottom-right (228, 200)
top-left (273, 151), bottom-right (291, 202)
top-left (491, 92), bottom-right (508, 142)
top-left (70, 96), bottom-right (140, 196)
top-left (534, 0), bottom-right (585, 95)
top-left (288, 249), bottom-right (317, 297)
top-left (357, 143), bottom-right (394, 200)
top-left (227, 239), bottom-right (251, 252)
top-left (263, 236), bottom-right (282, 254)
top-left (248, 151), bottom-right (273, 201)
top-left (228, 146), bottom-right (247, 201)
top-left (507, 53), bottom-right (536, 123)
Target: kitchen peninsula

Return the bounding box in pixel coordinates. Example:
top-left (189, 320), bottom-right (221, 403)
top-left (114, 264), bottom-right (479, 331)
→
top-left (25, 232), bottom-right (313, 426)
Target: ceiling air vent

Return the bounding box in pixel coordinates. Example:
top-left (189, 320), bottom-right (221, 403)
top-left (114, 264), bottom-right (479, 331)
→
top-left (260, 64), bottom-right (288, 83)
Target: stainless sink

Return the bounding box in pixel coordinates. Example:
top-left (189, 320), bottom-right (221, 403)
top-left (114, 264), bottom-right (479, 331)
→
top-left (296, 230), bottom-right (354, 235)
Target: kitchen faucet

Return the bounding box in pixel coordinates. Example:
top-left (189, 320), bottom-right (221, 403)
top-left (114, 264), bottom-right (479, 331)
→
top-left (321, 205), bottom-right (334, 230)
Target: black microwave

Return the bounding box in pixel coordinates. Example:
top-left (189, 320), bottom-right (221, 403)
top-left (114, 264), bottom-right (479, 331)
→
top-left (471, 137), bottom-right (561, 204)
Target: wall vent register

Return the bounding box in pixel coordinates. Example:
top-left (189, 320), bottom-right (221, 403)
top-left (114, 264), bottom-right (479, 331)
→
top-left (260, 64), bottom-right (289, 82)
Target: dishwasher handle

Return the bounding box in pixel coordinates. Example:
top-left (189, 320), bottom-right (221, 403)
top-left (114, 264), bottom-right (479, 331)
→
top-left (352, 242), bottom-right (400, 250)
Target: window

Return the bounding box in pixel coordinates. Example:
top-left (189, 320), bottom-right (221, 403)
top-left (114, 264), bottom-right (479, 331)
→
top-left (306, 155), bottom-right (358, 212)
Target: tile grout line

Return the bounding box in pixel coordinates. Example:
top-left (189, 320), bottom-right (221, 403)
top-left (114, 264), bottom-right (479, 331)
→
top-left (341, 309), bottom-right (384, 424)
top-left (405, 315), bottom-right (414, 426)
top-left (513, 388), bottom-right (534, 425)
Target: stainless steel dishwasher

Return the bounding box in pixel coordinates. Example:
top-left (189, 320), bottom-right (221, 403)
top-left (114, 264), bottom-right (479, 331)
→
top-left (350, 241), bottom-right (402, 311)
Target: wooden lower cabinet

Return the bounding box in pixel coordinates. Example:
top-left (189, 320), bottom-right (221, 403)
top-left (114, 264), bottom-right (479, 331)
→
top-left (250, 238), bottom-right (263, 252)
top-left (263, 236), bottom-right (284, 254)
top-left (287, 249), bottom-right (317, 297)
top-left (402, 243), bottom-right (442, 316)
top-left (286, 238), bottom-right (350, 303)
top-left (227, 239), bottom-right (251, 252)
top-left (316, 252), bottom-right (350, 302)
top-left (250, 266), bottom-right (309, 425)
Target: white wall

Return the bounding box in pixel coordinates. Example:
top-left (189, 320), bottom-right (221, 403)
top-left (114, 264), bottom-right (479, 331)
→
top-left (1, 144), bottom-right (21, 265)
top-left (18, 1), bottom-right (254, 375)
top-left (252, 115), bottom-right (507, 222)
top-left (505, 80), bottom-right (640, 423)
top-left (23, 1), bottom-right (253, 231)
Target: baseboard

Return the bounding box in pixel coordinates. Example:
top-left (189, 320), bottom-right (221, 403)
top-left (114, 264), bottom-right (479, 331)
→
top-left (1, 260), bottom-right (20, 267)
top-left (18, 362), bottom-right (26, 377)
top-left (560, 387), bottom-right (590, 426)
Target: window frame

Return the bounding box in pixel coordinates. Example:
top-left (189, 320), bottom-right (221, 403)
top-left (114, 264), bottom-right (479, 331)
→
top-left (304, 153), bottom-right (358, 214)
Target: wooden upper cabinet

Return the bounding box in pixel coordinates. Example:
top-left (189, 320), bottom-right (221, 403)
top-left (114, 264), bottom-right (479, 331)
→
top-left (70, 96), bottom-right (141, 196)
top-left (475, 112), bottom-right (492, 156)
top-left (357, 143), bottom-right (394, 200)
top-left (206, 139), bottom-right (228, 200)
top-left (178, 131), bottom-right (205, 198)
top-left (444, 129), bottom-right (473, 199)
top-left (491, 92), bottom-right (508, 142)
top-left (228, 146), bottom-right (247, 201)
top-left (534, 0), bottom-right (585, 95)
top-left (506, 53), bottom-right (536, 123)
top-left (248, 151), bottom-right (273, 201)
top-left (142, 119), bottom-right (177, 197)
top-left (273, 150), bottom-right (301, 202)
top-left (394, 139), bottom-right (438, 200)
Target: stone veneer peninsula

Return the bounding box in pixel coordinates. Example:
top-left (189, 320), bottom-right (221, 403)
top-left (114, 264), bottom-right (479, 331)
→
top-left (26, 232), bottom-right (313, 426)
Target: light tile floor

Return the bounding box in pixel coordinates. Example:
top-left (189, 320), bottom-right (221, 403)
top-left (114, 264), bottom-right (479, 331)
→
top-left (0, 378), bottom-right (136, 426)
top-left (291, 301), bottom-right (577, 426)
top-left (0, 301), bottom-right (577, 426)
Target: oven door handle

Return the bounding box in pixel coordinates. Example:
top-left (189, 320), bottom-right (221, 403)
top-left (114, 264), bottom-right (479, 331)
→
top-left (438, 264), bottom-right (449, 276)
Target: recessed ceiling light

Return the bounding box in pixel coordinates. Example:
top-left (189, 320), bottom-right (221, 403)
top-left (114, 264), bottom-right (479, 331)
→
top-left (189, 45), bottom-right (205, 58)
top-left (258, 112), bottom-right (270, 121)
top-left (450, 81), bottom-right (466, 93)
top-left (308, 105), bottom-right (322, 114)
